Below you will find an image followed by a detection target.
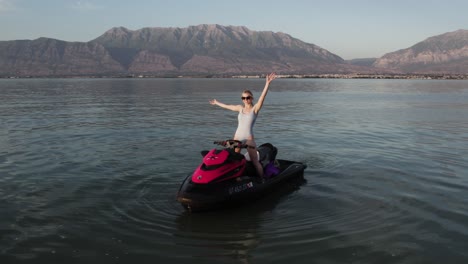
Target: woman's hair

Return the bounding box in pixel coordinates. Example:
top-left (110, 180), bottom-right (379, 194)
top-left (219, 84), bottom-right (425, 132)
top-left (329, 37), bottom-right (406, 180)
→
top-left (242, 90), bottom-right (253, 97)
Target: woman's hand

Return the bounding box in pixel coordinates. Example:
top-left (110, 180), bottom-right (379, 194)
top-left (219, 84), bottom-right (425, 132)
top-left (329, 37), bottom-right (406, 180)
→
top-left (266, 72), bottom-right (277, 84)
top-left (209, 99), bottom-right (218, 105)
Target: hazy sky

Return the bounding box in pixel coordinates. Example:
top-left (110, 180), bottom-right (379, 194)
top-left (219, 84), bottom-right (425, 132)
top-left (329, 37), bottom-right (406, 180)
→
top-left (0, 0), bottom-right (466, 59)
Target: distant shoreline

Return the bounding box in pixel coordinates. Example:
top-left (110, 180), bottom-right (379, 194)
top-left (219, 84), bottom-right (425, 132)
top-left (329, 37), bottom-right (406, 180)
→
top-left (2, 73), bottom-right (468, 80)
top-left (235, 74), bottom-right (468, 80)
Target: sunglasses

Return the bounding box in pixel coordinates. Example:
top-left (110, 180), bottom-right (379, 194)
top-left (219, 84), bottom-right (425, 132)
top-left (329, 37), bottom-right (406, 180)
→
top-left (241, 96), bottom-right (252, 100)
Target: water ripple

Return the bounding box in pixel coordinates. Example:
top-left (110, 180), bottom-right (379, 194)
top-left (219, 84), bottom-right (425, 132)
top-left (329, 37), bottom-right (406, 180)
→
top-left (2, 79), bottom-right (468, 263)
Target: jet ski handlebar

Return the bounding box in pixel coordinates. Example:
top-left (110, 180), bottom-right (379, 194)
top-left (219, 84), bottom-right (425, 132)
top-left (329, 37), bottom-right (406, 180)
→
top-left (213, 139), bottom-right (254, 149)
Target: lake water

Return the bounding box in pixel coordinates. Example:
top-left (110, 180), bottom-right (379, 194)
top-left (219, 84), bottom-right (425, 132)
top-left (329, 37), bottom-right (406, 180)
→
top-left (1, 78), bottom-right (468, 263)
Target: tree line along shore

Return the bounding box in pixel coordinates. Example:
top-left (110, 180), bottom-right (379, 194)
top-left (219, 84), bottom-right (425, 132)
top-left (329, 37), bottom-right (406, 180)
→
top-left (2, 73), bottom-right (468, 80)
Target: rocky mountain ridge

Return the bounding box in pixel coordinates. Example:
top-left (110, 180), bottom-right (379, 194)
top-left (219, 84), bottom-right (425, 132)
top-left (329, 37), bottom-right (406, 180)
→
top-left (373, 29), bottom-right (468, 74)
top-left (92, 24), bottom-right (346, 73)
top-left (1, 25), bottom-right (363, 77)
top-left (0, 25), bottom-right (466, 77)
top-left (0, 37), bottom-right (124, 76)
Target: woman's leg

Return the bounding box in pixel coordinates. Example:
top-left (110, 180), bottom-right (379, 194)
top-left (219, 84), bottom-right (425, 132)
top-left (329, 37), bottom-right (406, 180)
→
top-left (247, 146), bottom-right (263, 178)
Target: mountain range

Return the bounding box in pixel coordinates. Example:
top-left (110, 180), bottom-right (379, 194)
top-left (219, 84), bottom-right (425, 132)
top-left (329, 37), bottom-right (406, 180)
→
top-left (373, 29), bottom-right (468, 74)
top-left (0, 25), bottom-right (466, 77)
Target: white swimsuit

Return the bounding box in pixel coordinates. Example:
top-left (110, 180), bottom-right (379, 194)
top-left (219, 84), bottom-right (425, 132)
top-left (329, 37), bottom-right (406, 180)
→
top-left (234, 107), bottom-right (257, 141)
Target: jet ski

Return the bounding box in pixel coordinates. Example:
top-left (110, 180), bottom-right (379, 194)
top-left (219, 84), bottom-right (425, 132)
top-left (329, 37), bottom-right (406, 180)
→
top-left (176, 139), bottom-right (307, 212)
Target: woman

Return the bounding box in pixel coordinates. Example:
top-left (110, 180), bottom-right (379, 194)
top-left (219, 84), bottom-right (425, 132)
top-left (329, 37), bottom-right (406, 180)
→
top-left (209, 72), bottom-right (277, 178)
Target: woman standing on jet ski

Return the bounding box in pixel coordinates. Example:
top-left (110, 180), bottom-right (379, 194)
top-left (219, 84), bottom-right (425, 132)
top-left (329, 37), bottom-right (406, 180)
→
top-left (209, 72), bottom-right (277, 179)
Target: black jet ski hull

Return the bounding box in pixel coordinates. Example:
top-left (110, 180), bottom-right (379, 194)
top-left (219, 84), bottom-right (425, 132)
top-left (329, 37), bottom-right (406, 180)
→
top-left (176, 159), bottom-right (307, 212)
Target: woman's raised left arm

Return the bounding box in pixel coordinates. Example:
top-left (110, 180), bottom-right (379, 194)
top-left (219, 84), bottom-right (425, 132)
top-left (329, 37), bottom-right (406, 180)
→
top-left (254, 72), bottom-right (276, 114)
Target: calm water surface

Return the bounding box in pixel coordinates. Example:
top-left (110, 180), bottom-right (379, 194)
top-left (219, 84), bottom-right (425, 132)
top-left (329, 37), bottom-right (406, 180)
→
top-left (1, 78), bottom-right (468, 263)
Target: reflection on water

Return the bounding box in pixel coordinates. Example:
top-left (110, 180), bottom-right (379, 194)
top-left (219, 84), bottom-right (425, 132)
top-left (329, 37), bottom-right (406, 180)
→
top-left (174, 176), bottom-right (307, 263)
top-left (1, 78), bottom-right (468, 263)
